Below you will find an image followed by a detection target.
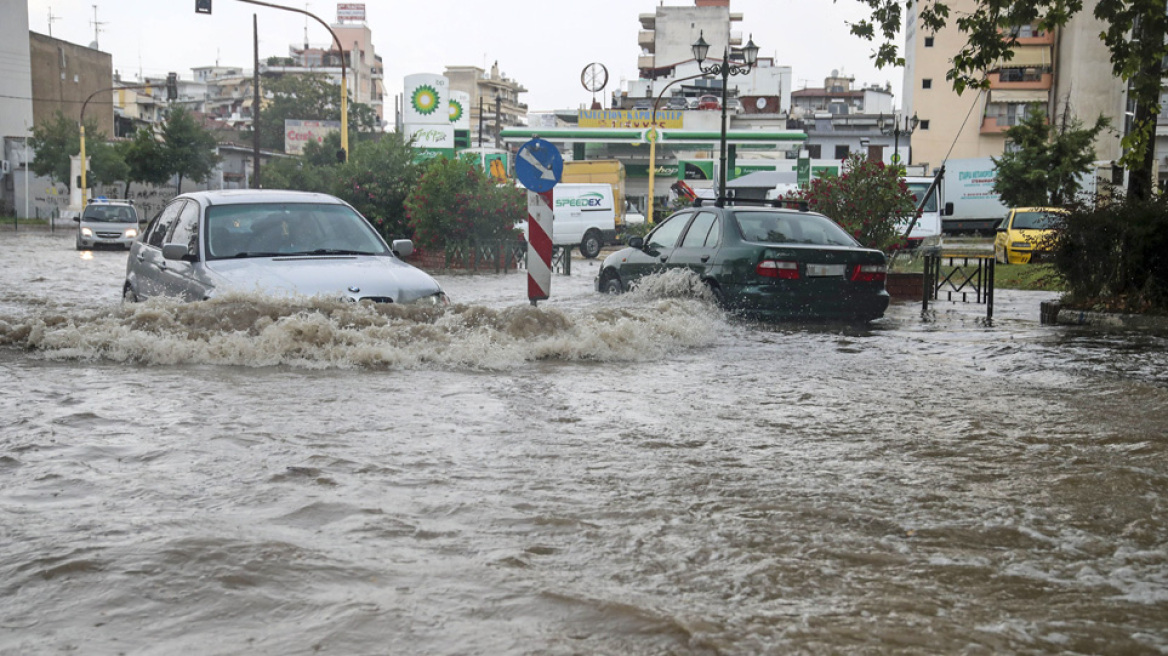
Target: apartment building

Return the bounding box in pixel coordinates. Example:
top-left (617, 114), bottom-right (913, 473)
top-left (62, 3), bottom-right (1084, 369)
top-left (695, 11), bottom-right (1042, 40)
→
top-left (444, 62), bottom-right (528, 146)
top-left (902, 0), bottom-right (1125, 174)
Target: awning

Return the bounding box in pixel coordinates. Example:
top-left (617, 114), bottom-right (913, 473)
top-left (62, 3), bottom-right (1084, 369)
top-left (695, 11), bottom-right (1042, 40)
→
top-left (990, 89), bottom-right (1049, 104)
top-left (996, 46), bottom-right (1051, 69)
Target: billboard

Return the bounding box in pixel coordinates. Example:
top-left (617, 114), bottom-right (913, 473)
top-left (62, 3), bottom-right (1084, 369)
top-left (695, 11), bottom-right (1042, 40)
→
top-left (284, 119), bottom-right (341, 155)
top-left (337, 3), bottom-right (366, 22)
top-left (448, 90), bottom-right (470, 130)
top-left (578, 109), bottom-right (684, 129)
top-left (409, 124), bottom-right (456, 161)
top-left (403, 74), bottom-right (450, 126)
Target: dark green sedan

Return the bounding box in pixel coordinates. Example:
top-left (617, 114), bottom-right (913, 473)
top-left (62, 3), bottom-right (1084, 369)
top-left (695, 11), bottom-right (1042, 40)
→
top-left (596, 204), bottom-right (890, 321)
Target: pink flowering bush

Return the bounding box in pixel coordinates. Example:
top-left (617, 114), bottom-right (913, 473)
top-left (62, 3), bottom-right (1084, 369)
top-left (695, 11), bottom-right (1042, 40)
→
top-left (781, 153), bottom-right (918, 252)
top-left (405, 158), bottom-right (525, 251)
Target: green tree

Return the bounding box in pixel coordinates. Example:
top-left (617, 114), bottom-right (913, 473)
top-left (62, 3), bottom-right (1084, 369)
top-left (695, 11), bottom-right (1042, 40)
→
top-left (782, 153), bottom-right (918, 252)
top-left (28, 111), bottom-right (93, 186)
top-left (850, 0), bottom-right (1167, 200)
top-left (123, 126), bottom-right (172, 199)
top-left (253, 74), bottom-right (379, 152)
top-left (260, 132), bottom-right (343, 194)
top-left (992, 106), bottom-right (1109, 208)
top-left (334, 134), bottom-right (420, 241)
top-left (87, 140), bottom-right (129, 194)
top-left (404, 157), bottom-right (524, 251)
top-left (160, 107), bottom-right (220, 191)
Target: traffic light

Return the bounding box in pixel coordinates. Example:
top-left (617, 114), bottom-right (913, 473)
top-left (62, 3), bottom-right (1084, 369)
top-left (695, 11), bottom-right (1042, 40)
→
top-left (166, 72), bottom-right (178, 101)
top-left (195, 0), bottom-right (211, 14)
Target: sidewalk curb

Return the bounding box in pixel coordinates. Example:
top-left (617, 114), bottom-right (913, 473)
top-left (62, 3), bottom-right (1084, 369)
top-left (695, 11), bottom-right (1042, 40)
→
top-left (1041, 301), bottom-right (1168, 329)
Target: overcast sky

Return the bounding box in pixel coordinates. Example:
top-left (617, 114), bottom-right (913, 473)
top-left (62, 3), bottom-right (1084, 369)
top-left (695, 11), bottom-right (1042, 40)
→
top-left (26, 0), bottom-right (906, 112)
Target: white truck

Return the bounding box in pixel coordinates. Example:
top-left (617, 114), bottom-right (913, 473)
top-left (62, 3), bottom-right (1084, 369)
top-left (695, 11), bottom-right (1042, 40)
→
top-left (516, 183), bottom-right (616, 259)
top-left (936, 158), bottom-right (1010, 234)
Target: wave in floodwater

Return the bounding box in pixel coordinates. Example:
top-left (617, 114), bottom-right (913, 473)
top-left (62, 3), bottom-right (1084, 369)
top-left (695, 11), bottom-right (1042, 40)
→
top-left (0, 269), bottom-right (723, 370)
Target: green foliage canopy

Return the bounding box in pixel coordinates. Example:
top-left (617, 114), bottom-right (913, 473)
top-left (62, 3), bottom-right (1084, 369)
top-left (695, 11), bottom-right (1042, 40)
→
top-left (992, 107), bottom-right (1109, 208)
top-left (782, 153), bottom-right (918, 252)
top-left (161, 107), bottom-right (221, 190)
top-left (404, 158), bottom-right (525, 251)
top-left (848, 0), bottom-right (1167, 199)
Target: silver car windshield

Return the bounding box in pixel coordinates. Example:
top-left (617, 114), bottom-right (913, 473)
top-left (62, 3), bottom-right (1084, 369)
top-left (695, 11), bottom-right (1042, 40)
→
top-left (205, 203), bottom-right (390, 260)
top-left (82, 205), bottom-right (138, 223)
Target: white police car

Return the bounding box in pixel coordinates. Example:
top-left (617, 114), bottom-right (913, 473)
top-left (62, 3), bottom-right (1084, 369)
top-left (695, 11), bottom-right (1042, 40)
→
top-left (75, 198), bottom-right (140, 250)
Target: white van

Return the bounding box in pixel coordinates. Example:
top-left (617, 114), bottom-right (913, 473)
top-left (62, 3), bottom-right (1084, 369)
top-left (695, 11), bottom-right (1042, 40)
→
top-left (517, 183), bottom-right (616, 258)
top-left (901, 176), bottom-right (944, 245)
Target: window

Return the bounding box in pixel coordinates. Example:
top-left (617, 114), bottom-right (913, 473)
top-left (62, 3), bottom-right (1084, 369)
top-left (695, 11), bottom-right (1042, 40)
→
top-left (680, 212), bottom-right (718, 249)
top-left (146, 201), bottom-right (185, 249)
top-left (805, 144), bottom-right (822, 159)
top-left (924, 36), bottom-right (935, 47)
top-left (168, 201), bottom-right (201, 258)
top-left (834, 144), bottom-right (850, 159)
top-left (646, 212), bottom-right (691, 251)
top-left (920, 120), bottom-right (931, 130)
top-left (922, 79), bottom-right (933, 89)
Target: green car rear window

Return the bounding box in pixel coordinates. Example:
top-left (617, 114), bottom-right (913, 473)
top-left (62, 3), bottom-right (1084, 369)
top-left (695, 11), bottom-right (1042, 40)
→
top-left (734, 211), bottom-right (857, 247)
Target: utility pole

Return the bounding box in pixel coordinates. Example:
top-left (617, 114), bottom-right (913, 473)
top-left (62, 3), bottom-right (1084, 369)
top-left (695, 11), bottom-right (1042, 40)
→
top-left (47, 7), bottom-right (61, 37)
top-left (253, 13), bottom-right (261, 188)
top-left (90, 5), bottom-right (105, 50)
top-left (494, 93), bottom-right (502, 149)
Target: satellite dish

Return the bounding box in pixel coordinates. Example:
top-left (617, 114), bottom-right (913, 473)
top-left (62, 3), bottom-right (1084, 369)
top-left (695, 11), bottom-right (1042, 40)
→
top-left (756, 97), bottom-right (767, 110)
top-left (831, 69), bottom-right (839, 77)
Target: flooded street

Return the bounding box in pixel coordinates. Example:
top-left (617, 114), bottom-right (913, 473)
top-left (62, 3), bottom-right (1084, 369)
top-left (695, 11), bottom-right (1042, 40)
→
top-left (2, 229), bottom-right (1166, 655)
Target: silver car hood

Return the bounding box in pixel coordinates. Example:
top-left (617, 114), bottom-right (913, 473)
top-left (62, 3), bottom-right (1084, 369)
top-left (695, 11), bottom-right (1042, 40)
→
top-left (205, 255), bottom-right (442, 303)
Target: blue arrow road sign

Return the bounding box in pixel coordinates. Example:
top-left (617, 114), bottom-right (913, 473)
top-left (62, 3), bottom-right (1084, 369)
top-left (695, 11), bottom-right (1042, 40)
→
top-left (515, 138), bottom-right (563, 193)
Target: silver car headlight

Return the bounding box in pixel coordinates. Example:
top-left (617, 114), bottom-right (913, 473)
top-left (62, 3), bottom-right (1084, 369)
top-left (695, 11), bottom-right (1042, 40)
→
top-left (81, 227), bottom-right (93, 237)
top-left (124, 228), bottom-right (138, 238)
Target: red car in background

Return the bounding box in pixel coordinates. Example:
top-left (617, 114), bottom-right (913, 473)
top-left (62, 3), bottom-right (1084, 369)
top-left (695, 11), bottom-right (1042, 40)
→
top-left (697, 95), bottom-right (721, 110)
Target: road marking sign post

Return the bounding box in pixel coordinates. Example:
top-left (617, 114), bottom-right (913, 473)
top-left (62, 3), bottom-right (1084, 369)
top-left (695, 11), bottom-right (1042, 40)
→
top-left (515, 138), bottom-right (563, 306)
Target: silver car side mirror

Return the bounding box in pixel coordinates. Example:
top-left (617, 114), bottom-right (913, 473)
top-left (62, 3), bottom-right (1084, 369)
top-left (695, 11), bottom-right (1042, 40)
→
top-left (162, 243), bottom-right (191, 261)
top-left (391, 239), bottom-right (414, 258)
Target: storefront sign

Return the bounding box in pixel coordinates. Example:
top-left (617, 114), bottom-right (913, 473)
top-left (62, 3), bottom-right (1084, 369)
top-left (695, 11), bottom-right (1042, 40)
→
top-left (578, 109), bottom-right (684, 129)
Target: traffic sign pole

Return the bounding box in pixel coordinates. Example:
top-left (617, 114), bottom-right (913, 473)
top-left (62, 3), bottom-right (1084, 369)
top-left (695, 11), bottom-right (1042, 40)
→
top-left (526, 191), bottom-right (554, 305)
top-left (515, 138), bottom-right (563, 306)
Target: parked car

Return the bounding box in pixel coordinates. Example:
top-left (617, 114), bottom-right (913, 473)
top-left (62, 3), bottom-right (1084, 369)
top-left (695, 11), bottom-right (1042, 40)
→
top-left (697, 95), bottom-right (721, 110)
top-left (597, 204), bottom-right (890, 321)
top-left (666, 95), bottom-right (689, 110)
top-left (631, 100), bottom-right (653, 111)
top-left (994, 206), bottom-right (1064, 264)
top-left (123, 189), bottom-right (447, 305)
top-left (74, 198), bottom-right (140, 250)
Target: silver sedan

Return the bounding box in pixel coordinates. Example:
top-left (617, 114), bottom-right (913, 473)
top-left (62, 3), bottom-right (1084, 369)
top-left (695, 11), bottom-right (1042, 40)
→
top-left (123, 189), bottom-right (447, 305)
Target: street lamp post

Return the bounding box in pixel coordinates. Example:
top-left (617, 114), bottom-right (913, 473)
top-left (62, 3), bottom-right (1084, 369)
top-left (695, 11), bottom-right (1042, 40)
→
top-left (693, 31), bottom-right (759, 205)
top-left (646, 71), bottom-right (711, 224)
top-left (236, 0), bottom-right (349, 161)
top-left (879, 111), bottom-right (919, 170)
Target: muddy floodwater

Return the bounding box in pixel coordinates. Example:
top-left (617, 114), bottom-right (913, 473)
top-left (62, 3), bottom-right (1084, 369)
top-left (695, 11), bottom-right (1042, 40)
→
top-left (1, 229), bottom-right (1166, 655)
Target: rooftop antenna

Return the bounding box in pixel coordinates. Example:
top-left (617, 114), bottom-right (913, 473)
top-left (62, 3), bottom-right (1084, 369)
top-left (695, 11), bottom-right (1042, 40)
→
top-left (90, 4), bottom-right (106, 50)
top-left (47, 7), bottom-right (61, 37)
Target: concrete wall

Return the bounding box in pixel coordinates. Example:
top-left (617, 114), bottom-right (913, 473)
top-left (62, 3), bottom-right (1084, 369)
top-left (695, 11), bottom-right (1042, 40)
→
top-left (654, 7), bottom-right (731, 69)
top-left (1055, 7), bottom-right (1125, 164)
top-left (29, 32), bottom-right (113, 134)
top-left (0, 3), bottom-right (34, 140)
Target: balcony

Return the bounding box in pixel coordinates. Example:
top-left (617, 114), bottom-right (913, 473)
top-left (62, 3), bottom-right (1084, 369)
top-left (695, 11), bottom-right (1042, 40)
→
top-left (639, 13), bottom-right (655, 29)
top-left (638, 30), bottom-right (655, 52)
top-left (730, 31), bottom-right (742, 46)
top-left (988, 70), bottom-right (1053, 90)
top-left (638, 54), bottom-right (655, 70)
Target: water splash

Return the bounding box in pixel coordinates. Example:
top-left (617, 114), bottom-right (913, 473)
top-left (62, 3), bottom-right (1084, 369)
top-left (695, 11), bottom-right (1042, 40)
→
top-left (0, 286), bottom-right (723, 370)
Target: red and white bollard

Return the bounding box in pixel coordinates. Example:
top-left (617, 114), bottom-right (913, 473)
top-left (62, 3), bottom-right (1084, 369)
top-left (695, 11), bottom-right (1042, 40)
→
top-left (526, 190), bottom-right (553, 305)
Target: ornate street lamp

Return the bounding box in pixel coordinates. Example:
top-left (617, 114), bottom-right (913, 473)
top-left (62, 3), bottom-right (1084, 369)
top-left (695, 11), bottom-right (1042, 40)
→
top-left (693, 31), bottom-right (759, 204)
top-left (879, 111), bottom-right (920, 170)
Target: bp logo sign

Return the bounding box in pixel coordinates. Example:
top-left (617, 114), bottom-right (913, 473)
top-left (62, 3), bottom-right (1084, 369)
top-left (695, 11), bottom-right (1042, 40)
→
top-left (411, 85), bottom-right (440, 116)
top-left (448, 98), bottom-right (464, 123)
